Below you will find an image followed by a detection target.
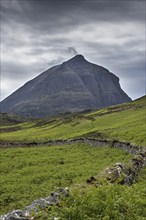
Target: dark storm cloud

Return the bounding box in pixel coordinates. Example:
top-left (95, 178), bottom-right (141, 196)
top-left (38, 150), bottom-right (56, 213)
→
top-left (0, 0), bottom-right (145, 100)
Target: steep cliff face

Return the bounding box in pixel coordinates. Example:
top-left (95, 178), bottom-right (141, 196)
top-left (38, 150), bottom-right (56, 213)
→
top-left (0, 55), bottom-right (131, 118)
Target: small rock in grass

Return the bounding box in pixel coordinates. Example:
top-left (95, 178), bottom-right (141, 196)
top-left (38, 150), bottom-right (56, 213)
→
top-left (105, 166), bottom-right (122, 183)
top-left (57, 187), bottom-right (70, 197)
top-left (45, 192), bottom-right (60, 205)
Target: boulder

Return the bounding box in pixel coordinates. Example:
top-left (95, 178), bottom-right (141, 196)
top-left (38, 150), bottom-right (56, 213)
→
top-left (0, 210), bottom-right (28, 220)
top-left (105, 166), bottom-right (122, 183)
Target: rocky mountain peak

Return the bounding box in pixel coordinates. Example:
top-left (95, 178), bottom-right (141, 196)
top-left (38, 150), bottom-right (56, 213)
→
top-left (66, 54), bottom-right (87, 65)
top-left (71, 54), bottom-right (85, 60)
top-left (0, 55), bottom-right (132, 118)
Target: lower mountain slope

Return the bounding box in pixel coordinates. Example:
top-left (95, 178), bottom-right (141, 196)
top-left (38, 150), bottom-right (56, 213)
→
top-left (0, 95), bottom-right (145, 146)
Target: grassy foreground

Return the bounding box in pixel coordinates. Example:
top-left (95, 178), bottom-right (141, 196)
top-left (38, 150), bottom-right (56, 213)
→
top-left (0, 144), bottom-right (132, 214)
top-left (0, 143), bottom-right (146, 219)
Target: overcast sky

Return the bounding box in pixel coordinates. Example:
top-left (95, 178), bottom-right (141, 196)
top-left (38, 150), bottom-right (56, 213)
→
top-left (0, 0), bottom-right (145, 101)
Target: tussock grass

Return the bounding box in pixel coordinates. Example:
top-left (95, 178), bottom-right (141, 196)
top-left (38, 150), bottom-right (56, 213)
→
top-left (0, 144), bottom-right (132, 214)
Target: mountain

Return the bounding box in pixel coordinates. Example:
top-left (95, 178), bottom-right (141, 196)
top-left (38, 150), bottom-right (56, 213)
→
top-left (0, 54), bottom-right (131, 118)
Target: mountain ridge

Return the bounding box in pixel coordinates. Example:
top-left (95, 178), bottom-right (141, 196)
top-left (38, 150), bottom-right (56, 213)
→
top-left (0, 54), bottom-right (131, 118)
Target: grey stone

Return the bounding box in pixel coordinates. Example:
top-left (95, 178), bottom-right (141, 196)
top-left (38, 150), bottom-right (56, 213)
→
top-left (105, 167), bottom-right (122, 182)
top-left (57, 187), bottom-right (70, 197)
top-left (123, 174), bottom-right (135, 185)
top-left (25, 191), bottom-right (60, 215)
top-left (114, 163), bottom-right (124, 170)
top-left (25, 198), bottom-right (52, 213)
top-left (45, 192), bottom-right (60, 205)
top-left (0, 210), bottom-right (28, 220)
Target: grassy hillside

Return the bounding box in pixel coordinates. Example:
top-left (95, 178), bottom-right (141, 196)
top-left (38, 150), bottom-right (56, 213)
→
top-left (0, 112), bottom-right (30, 126)
top-left (0, 144), bottom-right (137, 212)
top-left (0, 96), bottom-right (146, 219)
top-left (0, 96), bottom-right (145, 146)
top-left (0, 144), bottom-right (146, 219)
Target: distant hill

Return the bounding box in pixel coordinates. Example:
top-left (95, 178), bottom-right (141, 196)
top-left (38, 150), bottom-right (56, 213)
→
top-left (0, 113), bottom-right (30, 126)
top-left (0, 54), bottom-right (131, 118)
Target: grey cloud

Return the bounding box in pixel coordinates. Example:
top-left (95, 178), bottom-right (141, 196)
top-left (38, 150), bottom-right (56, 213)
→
top-left (25, 46), bottom-right (78, 57)
top-left (64, 47), bottom-right (78, 56)
top-left (0, 0), bottom-right (145, 101)
top-left (1, 0), bottom-right (145, 33)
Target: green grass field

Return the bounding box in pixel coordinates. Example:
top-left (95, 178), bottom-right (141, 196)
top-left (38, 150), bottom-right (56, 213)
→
top-left (0, 143), bottom-right (146, 219)
top-left (0, 144), bottom-right (132, 213)
top-left (0, 96), bottom-right (146, 219)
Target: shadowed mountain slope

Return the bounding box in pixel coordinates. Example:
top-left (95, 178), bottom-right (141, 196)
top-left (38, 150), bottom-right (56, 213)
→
top-left (0, 55), bottom-right (131, 118)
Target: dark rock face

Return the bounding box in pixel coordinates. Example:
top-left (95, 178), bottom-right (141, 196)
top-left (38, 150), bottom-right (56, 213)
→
top-left (0, 55), bottom-right (131, 118)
